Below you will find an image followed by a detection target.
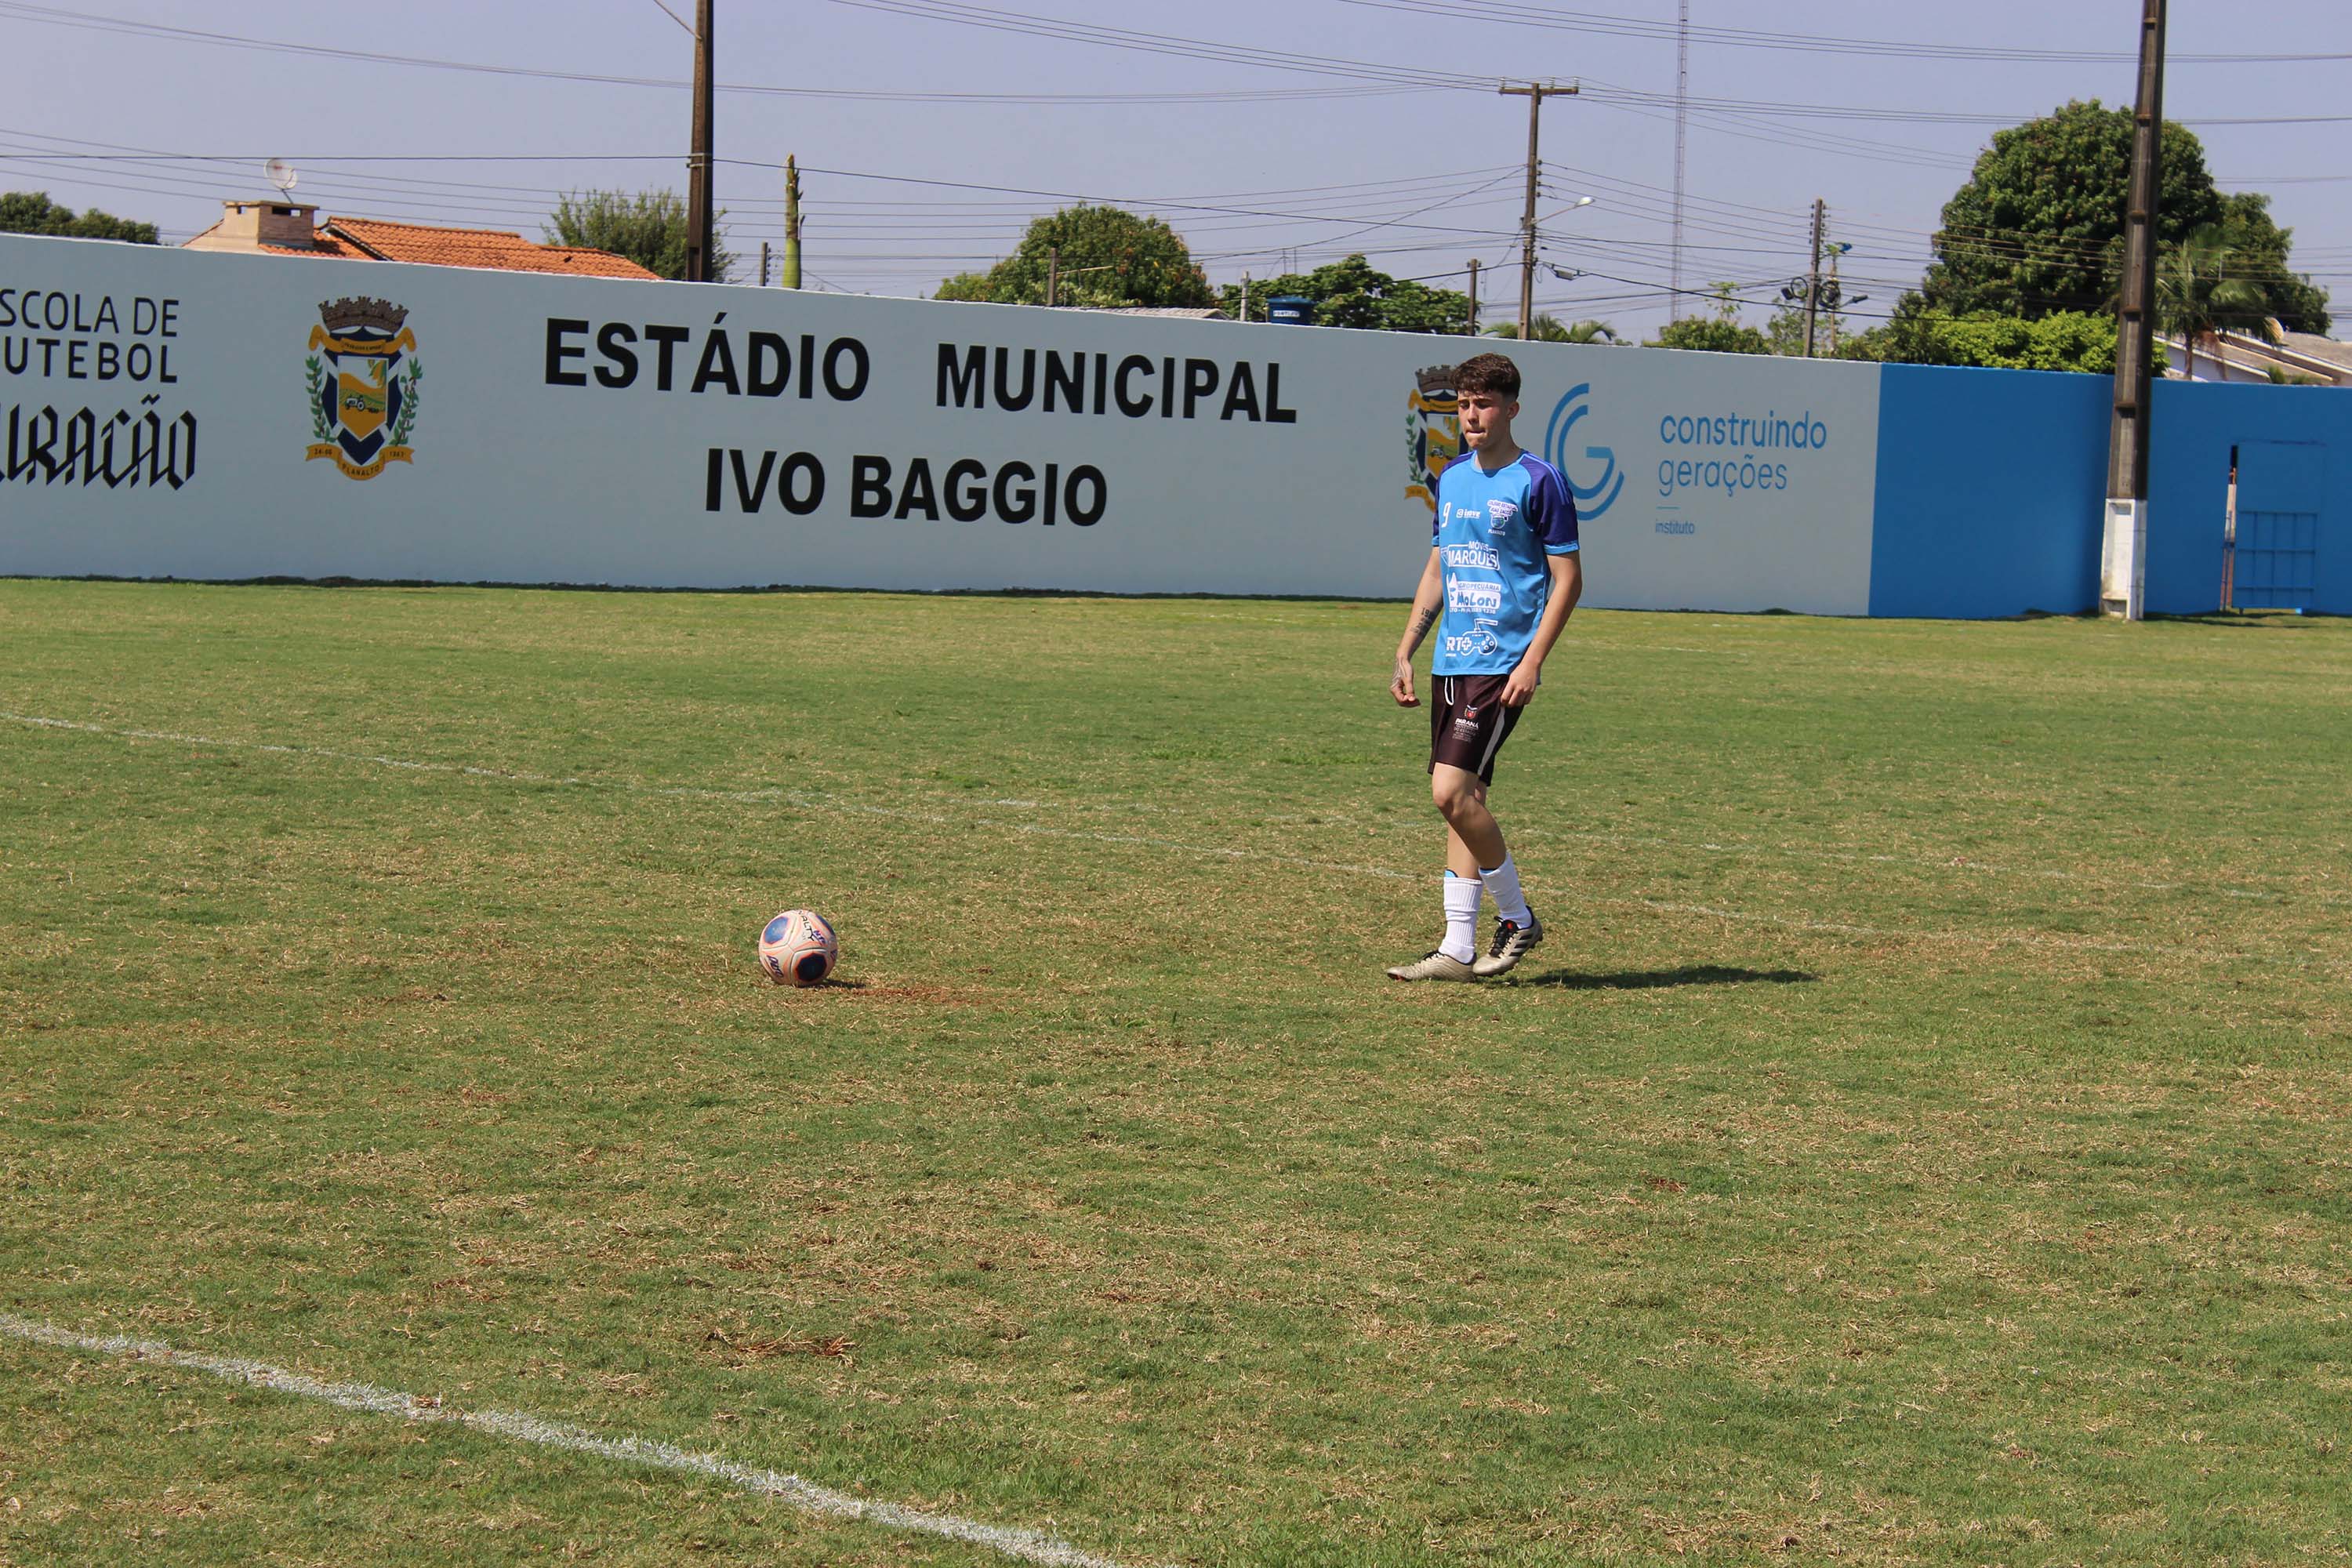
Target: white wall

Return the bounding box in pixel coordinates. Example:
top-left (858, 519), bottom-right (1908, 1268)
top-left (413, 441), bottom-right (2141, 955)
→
top-left (0, 234), bottom-right (1885, 612)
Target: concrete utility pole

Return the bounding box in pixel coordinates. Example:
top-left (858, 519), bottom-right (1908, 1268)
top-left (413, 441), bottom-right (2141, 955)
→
top-left (1465, 257), bottom-right (1480, 334)
top-left (1240, 271), bottom-right (1251, 321)
top-left (1825, 245), bottom-right (1841, 356)
top-left (782, 154), bottom-right (802, 289)
top-left (2103, 0), bottom-right (2167, 619)
top-left (684, 0), bottom-right (715, 282)
top-left (758, 240), bottom-right (770, 288)
top-left (1501, 81), bottom-right (1577, 341)
top-left (1802, 197), bottom-right (1826, 358)
top-left (1047, 246), bottom-right (1059, 307)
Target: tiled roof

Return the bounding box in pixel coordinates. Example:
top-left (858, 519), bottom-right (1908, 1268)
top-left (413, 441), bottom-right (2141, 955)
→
top-left (325, 217), bottom-right (661, 279)
top-left (259, 234), bottom-right (373, 260)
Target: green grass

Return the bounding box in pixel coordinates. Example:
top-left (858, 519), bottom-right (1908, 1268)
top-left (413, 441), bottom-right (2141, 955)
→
top-left (2, 579), bottom-right (2348, 1567)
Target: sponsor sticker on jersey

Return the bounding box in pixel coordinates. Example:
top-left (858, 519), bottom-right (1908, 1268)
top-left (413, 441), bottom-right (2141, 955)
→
top-left (1446, 578), bottom-right (1504, 616)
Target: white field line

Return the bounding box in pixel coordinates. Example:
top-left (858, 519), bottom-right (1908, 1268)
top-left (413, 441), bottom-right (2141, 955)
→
top-left (1, 711), bottom-right (2332, 972)
top-left (0, 1312), bottom-right (1138, 1568)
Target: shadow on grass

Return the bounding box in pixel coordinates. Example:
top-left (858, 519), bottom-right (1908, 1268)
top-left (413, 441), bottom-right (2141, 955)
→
top-left (1512, 964), bottom-right (1820, 991)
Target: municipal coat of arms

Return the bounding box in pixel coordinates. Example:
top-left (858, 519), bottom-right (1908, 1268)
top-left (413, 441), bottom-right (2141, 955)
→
top-left (305, 296), bottom-right (420, 480)
top-left (1406, 363), bottom-right (1460, 513)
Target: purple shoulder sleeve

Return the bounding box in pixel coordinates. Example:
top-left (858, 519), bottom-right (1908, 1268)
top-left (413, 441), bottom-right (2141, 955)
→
top-left (1528, 460), bottom-right (1579, 551)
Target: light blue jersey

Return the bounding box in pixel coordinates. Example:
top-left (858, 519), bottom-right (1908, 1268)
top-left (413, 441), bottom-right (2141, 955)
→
top-left (1431, 450), bottom-right (1579, 677)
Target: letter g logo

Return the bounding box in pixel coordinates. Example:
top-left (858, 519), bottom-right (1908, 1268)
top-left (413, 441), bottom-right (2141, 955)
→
top-left (1544, 382), bottom-right (1623, 520)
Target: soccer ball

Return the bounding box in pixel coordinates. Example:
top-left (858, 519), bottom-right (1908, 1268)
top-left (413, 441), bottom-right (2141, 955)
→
top-left (758, 909), bottom-right (838, 987)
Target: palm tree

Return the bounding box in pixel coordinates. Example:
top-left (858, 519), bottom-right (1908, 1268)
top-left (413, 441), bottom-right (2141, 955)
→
top-left (1484, 314), bottom-right (1619, 344)
top-left (2153, 225), bottom-right (2274, 382)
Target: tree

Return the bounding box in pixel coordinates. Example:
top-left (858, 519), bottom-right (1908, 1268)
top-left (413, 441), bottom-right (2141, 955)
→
top-left (1648, 282), bottom-right (1769, 353)
top-left (1214, 254), bottom-right (1469, 332)
top-left (1922, 101), bottom-right (2223, 320)
top-left (2216, 192), bottom-right (2330, 336)
top-left (545, 189), bottom-right (734, 281)
top-left (1835, 296), bottom-right (2117, 373)
top-left (1487, 314), bottom-right (1618, 343)
top-left (2155, 224), bottom-right (2274, 382)
top-left (938, 206), bottom-right (1212, 308)
top-left (0, 191), bottom-right (158, 244)
top-left (1766, 303), bottom-right (1824, 358)
top-left (1649, 317), bottom-right (1772, 354)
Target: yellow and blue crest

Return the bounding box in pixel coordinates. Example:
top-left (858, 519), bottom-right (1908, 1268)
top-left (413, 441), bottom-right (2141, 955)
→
top-left (1406, 363), bottom-right (1460, 514)
top-left (305, 296), bottom-right (420, 481)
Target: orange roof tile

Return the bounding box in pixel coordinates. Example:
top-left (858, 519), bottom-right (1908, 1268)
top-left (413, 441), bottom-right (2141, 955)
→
top-left (260, 233), bottom-right (373, 260)
top-left (325, 217), bottom-right (660, 279)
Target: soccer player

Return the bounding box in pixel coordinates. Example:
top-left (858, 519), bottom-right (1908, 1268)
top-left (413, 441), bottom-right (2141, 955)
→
top-left (1386, 351), bottom-right (1581, 982)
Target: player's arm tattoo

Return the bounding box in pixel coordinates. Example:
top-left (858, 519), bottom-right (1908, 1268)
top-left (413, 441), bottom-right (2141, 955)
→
top-left (1401, 602), bottom-right (1439, 653)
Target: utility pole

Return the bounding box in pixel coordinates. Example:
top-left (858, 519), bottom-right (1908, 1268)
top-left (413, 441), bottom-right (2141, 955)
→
top-left (683, 0), bottom-right (715, 282)
top-left (1501, 81), bottom-right (1576, 342)
top-left (1825, 246), bottom-right (1841, 356)
top-left (1240, 271), bottom-right (1251, 321)
top-left (2103, 0), bottom-right (2166, 620)
top-left (1802, 198), bottom-right (1826, 358)
top-left (1047, 246), bottom-right (1059, 308)
top-left (758, 240), bottom-right (770, 288)
top-left (1465, 258), bottom-right (1480, 334)
top-left (782, 154), bottom-right (802, 289)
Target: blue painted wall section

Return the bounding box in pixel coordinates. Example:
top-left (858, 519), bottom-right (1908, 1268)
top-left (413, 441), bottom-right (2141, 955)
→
top-left (2144, 380), bottom-right (2349, 615)
top-left (1867, 363), bottom-right (2110, 619)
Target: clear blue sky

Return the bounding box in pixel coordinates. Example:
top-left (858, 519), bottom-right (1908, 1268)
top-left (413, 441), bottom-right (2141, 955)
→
top-left (7, 1), bottom-right (2346, 339)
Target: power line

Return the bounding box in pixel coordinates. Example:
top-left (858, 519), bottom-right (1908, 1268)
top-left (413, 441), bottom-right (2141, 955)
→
top-left (1333, 0), bottom-right (2352, 64)
top-left (0, 2), bottom-right (1443, 103)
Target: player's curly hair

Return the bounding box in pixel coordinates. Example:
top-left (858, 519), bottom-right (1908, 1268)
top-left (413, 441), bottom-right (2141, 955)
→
top-left (1451, 351), bottom-right (1521, 400)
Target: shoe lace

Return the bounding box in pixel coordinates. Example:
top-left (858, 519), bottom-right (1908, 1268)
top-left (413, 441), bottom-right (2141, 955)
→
top-left (1485, 920), bottom-right (1521, 956)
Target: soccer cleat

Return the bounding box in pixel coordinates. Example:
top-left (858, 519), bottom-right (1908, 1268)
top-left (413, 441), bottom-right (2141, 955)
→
top-left (1472, 912), bottom-right (1544, 977)
top-left (1386, 949), bottom-right (1479, 982)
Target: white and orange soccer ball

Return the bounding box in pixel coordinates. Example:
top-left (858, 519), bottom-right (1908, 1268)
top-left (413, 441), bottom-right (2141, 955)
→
top-left (758, 909), bottom-right (838, 987)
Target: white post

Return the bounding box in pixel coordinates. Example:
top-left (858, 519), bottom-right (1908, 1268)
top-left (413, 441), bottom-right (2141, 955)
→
top-left (2100, 499), bottom-right (2147, 621)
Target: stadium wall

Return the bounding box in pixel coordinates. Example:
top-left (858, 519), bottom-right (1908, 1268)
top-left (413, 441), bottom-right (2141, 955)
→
top-left (2144, 379), bottom-right (2349, 616)
top-left (1865, 364), bottom-right (2111, 619)
top-left (3, 234), bottom-right (2340, 619)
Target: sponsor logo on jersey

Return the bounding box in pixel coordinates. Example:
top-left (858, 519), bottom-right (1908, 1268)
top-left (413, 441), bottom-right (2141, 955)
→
top-left (1486, 498), bottom-right (1518, 525)
top-left (1443, 543), bottom-right (1501, 570)
top-left (1446, 578), bottom-right (1504, 616)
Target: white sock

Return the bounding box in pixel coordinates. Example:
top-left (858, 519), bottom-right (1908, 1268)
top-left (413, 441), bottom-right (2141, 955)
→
top-left (1439, 872), bottom-right (1483, 962)
top-left (1479, 854), bottom-right (1532, 927)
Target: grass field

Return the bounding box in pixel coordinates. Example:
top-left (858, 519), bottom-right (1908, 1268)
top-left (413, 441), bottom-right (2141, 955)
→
top-left (3, 578), bottom-right (2349, 1567)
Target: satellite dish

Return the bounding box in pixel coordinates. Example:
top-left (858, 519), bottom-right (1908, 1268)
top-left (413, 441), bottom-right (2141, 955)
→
top-left (264, 158), bottom-right (298, 196)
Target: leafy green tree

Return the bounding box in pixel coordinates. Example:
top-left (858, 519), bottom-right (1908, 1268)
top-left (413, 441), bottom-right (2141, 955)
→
top-left (1487, 314), bottom-right (1618, 343)
top-left (1648, 285), bottom-right (1768, 353)
top-left (2155, 224), bottom-right (2274, 381)
top-left (1836, 298), bottom-right (2117, 373)
top-left (0, 191), bottom-right (158, 243)
top-left (1922, 100), bottom-right (2225, 320)
top-left (1766, 302), bottom-right (1835, 357)
top-left (545, 189), bottom-right (734, 281)
top-left (938, 206), bottom-right (1212, 308)
top-left (1215, 254), bottom-right (1469, 333)
top-left (2215, 192), bottom-right (2329, 335)
top-left (1648, 317), bottom-right (1772, 354)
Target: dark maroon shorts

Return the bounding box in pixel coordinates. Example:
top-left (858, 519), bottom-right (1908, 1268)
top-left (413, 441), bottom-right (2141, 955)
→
top-left (1428, 672), bottom-right (1523, 784)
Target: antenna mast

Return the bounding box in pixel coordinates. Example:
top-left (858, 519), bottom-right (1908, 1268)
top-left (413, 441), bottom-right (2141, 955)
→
top-left (1670, 0), bottom-right (1689, 319)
